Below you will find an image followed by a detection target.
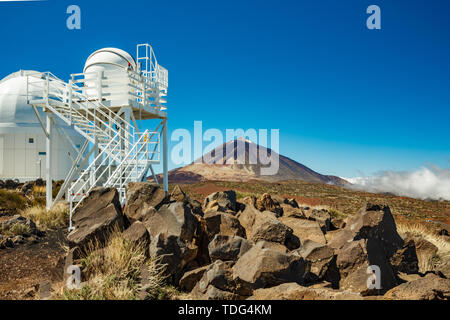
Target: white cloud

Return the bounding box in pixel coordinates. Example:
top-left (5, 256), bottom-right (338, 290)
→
top-left (344, 165), bottom-right (450, 201)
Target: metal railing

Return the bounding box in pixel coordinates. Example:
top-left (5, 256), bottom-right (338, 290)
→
top-left (26, 71), bottom-right (160, 229)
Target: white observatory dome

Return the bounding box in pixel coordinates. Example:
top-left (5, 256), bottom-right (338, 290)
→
top-left (83, 47), bottom-right (136, 73)
top-left (0, 70), bottom-right (45, 124)
top-left (83, 48), bottom-right (136, 101)
top-left (0, 70), bottom-right (84, 181)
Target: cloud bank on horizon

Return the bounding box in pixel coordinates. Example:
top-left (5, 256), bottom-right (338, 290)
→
top-left (344, 165), bottom-right (450, 201)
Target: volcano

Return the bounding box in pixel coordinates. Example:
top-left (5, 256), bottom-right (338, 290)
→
top-left (150, 138), bottom-right (347, 185)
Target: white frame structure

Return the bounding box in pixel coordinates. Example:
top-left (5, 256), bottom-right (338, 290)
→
top-left (26, 43), bottom-right (168, 230)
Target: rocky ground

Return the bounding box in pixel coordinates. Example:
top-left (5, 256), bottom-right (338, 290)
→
top-left (0, 230), bottom-right (66, 299)
top-left (0, 179), bottom-right (67, 299)
top-left (1, 179), bottom-right (449, 300)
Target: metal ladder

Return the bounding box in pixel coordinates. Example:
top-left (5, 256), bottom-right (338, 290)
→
top-left (26, 72), bottom-right (158, 228)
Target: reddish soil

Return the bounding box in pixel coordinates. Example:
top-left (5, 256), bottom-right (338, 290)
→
top-left (0, 230), bottom-right (67, 300)
top-left (190, 183), bottom-right (236, 198)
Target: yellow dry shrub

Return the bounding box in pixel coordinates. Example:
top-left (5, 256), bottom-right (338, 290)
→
top-left (60, 227), bottom-right (168, 300)
top-left (20, 202), bottom-right (69, 230)
top-left (397, 222), bottom-right (450, 273)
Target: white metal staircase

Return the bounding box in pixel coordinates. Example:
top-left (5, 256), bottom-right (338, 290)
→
top-left (26, 71), bottom-right (160, 228)
top-left (26, 44), bottom-right (169, 230)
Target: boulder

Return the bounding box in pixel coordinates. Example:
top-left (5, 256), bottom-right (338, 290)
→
top-left (279, 216), bottom-right (326, 245)
top-left (170, 185), bottom-right (189, 202)
top-left (35, 178), bottom-right (45, 186)
top-left (170, 185), bottom-right (203, 216)
top-left (122, 221), bottom-right (150, 248)
top-left (335, 239), bottom-right (398, 295)
top-left (308, 209), bottom-right (332, 232)
top-left (203, 211), bottom-right (246, 240)
top-left (0, 237), bottom-right (14, 249)
top-left (240, 196), bottom-right (257, 209)
top-left (170, 186), bottom-right (208, 265)
top-left (328, 203), bottom-right (405, 295)
top-left (232, 242), bottom-right (310, 289)
top-left (280, 204), bottom-right (306, 219)
top-left (67, 187), bottom-right (124, 248)
top-left (324, 229), bottom-right (341, 243)
top-left (250, 282), bottom-right (363, 300)
top-left (208, 234), bottom-right (253, 262)
top-left (0, 214), bottom-right (40, 236)
top-left (251, 218), bottom-right (295, 246)
top-left (145, 202), bottom-right (200, 282)
top-left (257, 240), bottom-right (289, 253)
top-left (255, 193), bottom-right (283, 217)
top-left (383, 273), bottom-right (450, 300)
top-left (124, 182), bottom-right (169, 223)
top-left (150, 233), bottom-right (198, 283)
top-left (285, 198), bottom-right (299, 208)
top-left (390, 238), bottom-right (419, 274)
top-left (238, 205), bottom-right (297, 248)
top-left (295, 240), bottom-right (340, 287)
top-left (4, 179), bottom-right (20, 190)
top-left (330, 203), bottom-right (404, 257)
top-left (203, 190), bottom-right (237, 213)
top-left (191, 260), bottom-right (253, 299)
top-left (179, 265), bottom-right (209, 292)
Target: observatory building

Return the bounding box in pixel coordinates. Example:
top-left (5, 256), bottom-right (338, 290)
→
top-left (0, 44), bottom-right (168, 228)
top-left (0, 70), bottom-right (84, 181)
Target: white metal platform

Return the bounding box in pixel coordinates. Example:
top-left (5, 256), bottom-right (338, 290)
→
top-left (26, 44), bottom-right (169, 230)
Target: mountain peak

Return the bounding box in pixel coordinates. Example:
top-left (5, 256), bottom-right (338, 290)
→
top-left (236, 136), bottom-right (255, 144)
top-left (151, 139), bottom-right (348, 186)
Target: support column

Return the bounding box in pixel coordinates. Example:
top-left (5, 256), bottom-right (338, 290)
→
top-left (93, 118), bottom-right (100, 182)
top-left (162, 119), bottom-right (168, 192)
top-left (124, 107), bottom-right (132, 153)
top-left (46, 114), bottom-right (53, 210)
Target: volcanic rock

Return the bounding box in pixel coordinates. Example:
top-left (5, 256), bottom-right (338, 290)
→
top-left (67, 187), bottom-right (124, 249)
top-left (208, 234), bottom-right (253, 262)
top-left (124, 183), bottom-right (169, 223)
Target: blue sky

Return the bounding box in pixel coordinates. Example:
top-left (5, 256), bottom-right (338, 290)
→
top-left (0, 0), bottom-right (449, 178)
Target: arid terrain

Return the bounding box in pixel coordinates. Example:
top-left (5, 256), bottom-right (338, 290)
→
top-left (174, 180), bottom-right (450, 232)
top-left (0, 177), bottom-right (449, 300)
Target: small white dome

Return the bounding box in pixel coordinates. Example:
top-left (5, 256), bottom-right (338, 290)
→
top-left (0, 70), bottom-right (45, 124)
top-left (83, 47), bottom-right (136, 73)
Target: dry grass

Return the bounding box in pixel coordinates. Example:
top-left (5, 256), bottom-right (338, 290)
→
top-left (0, 189), bottom-right (27, 212)
top-left (1, 222), bottom-right (31, 236)
top-left (20, 202), bottom-right (69, 230)
top-left (397, 222), bottom-right (450, 273)
top-left (235, 190), bottom-right (259, 200)
top-left (32, 185), bottom-right (46, 195)
top-left (327, 208), bottom-right (347, 219)
top-left (58, 227), bottom-right (168, 300)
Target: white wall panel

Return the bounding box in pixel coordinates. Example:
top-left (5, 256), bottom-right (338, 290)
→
top-left (13, 148), bottom-right (26, 177)
top-left (0, 136), bottom-right (3, 176)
